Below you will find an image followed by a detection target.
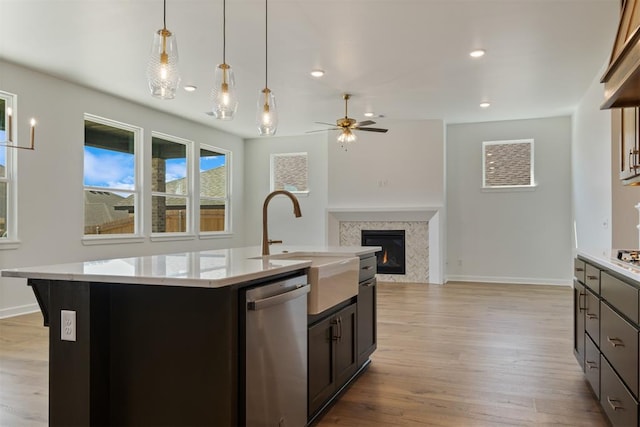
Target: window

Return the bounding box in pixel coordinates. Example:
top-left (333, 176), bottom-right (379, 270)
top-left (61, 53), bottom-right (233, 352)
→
top-left (83, 115), bottom-right (141, 237)
top-left (482, 139), bottom-right (535, 189)
top-left (151, 133), bottom-right (191, 234)
top-left (199, 146), bottom-right (229, 233)
top-left (270, 152), bottom-right (309, 194)
top-left (0, 91), bottom-right (17, 242)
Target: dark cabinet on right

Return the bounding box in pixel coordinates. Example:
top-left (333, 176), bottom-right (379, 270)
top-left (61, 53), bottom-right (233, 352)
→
top-left (612, 108), bottom-right (640, 186)
top-left (574, 256), bottom-right (640, 426)
top-left (574, 280), bottom-right (586, 368)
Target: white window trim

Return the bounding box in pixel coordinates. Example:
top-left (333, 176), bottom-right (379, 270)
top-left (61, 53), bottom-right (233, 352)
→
top-left (82, 113), bottom-right (143, 243)
top-left (270, 152), bottom-right (310, 195)
top-left (198, 144), bottom-right (232, 235)
top-left (481, 138), bottom-right (536, 190)
top-left (150, 131), bottom-right (193, 238)
top-left (0, 91), bottom-right (19, 249)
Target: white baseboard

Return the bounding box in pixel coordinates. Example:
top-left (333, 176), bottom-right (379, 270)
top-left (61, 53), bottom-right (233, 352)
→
top-left (446, 275), bottom-right (572, 286)
top-left (0, 303), bottom-right (40, 319)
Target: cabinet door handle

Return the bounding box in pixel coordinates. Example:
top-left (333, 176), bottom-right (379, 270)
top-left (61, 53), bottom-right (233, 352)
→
top-left (587, 275), bottom-right (598, 280)
top-left (337, 316), bottom-right (343, 342)
top-left (607, 396), bottom-right (624, 411)
top-left (586, 313), bottom-right (598, 320)
top-left (362, 265), bottom-right (374, 271)
top-left (579, 292), bottom-right (587, 311)
top-left (361, 279), bottom-right (376, 287)
top-left (331, 319), bottom-right (339, 341)
top-left (585, 361), bottom-right (598, 370)
top-left (607, 336), bottom-right (625, 348)
top-left (576, 267), bottom-right (585, 272)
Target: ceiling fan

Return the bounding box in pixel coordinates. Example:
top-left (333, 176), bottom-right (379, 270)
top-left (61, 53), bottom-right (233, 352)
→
top-left (308, 94), bottom-right (388, 145)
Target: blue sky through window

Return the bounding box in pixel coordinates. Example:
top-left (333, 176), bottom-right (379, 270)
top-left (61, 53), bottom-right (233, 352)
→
top-left (201, 154), bottom-right (225, 172)
top-left (84, 146), bottom-right (134, 189)
top-left (84, 146), bottom-right (225, 189)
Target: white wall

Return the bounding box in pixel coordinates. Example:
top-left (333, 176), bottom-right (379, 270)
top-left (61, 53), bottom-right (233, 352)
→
top-left (328, 120), bottom-right (445, 208)
top-left (572, 71), bottom-right (612, 257)
top-left (244, 133), bottom-right (329, 248)
top-left (447, 117), bottom-right (573, 285)
top-left (326, 119), bottom-right (446, 283)
top-left (0, 60), bottom-right (246, 317)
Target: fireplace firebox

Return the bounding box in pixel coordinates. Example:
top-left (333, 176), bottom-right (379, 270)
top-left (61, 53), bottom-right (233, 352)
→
top-left (361, 230), bottom-right (406, 275)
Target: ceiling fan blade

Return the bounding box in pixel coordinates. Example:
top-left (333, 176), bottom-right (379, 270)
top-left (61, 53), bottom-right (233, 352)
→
top-left (314, 121), bottom-right (337, 127)
top-left (305, 128), bottom-right (339, 133)
top-left (357, 127), bottom-right (388, 133)
top-left (354, 120), bottom-right (376, 127)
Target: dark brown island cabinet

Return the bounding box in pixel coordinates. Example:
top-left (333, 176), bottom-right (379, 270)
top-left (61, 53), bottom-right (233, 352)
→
top-left (307, 254), bottom-right (377, 423)
top-left (573, 256), bottom-right (640, 426)
top-left (18, 252), bottom-right (378, 427)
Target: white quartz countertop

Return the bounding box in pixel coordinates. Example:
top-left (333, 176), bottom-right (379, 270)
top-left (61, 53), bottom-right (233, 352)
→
top-left (577, 250), bottom-right (640, 284)
top-left (1, 245), bottom-right (380, 288)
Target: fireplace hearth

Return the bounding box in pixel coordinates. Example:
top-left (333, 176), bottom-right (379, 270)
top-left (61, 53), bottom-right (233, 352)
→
top-left (361, 230), bottom-right (406, 275)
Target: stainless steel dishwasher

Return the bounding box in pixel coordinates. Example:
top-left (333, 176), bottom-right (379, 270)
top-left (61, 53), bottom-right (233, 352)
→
top-left (244, 274), bottom-right (310, 427)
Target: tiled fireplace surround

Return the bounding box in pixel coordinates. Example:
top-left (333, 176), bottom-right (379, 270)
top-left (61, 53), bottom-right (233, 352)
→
top-left (327, 208), bottom-right (444, 284)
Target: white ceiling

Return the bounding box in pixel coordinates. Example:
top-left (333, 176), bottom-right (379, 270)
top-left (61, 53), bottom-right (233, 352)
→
top-left (0, 0), bottom-right (620, 139)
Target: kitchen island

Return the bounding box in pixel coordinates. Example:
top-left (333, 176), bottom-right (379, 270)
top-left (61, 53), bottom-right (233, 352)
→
top-left (1, 245), bottom-right (380, 427)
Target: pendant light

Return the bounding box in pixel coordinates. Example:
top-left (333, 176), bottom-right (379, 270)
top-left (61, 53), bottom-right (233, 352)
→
top-left (256, 0), bottom-right (277, 135)
top-left (147, 0), bottom-right (180, 100)
top-left (211, 0), bottom-right (238, 119)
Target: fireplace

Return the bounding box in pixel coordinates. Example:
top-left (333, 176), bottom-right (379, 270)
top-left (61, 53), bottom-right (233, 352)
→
top-left (361, 230), bottom-right (406, 275)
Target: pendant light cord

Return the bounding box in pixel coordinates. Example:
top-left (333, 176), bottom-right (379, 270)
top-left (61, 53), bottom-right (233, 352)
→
top-left (265, 0), bottom-right (268, 88)
top-left (163, 0), bottom-right (167, 29)
top-left (222, 0), bottom-right (226, 64)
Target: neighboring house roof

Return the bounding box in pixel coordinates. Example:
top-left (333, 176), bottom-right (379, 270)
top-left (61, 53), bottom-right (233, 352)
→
top-left (84, 190), bottom-right (130, 227)
top-left (115, 165), bottom-right (226, 210)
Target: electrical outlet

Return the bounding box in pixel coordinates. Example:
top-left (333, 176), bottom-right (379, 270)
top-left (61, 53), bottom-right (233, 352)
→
top-left (61, 310), bottom-right (76, 342)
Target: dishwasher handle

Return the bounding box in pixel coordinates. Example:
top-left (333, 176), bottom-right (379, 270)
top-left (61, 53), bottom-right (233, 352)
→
top-left (248, 284), bottom-right (310, 311)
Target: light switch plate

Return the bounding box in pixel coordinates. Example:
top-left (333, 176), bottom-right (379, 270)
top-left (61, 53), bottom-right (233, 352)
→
top-left (61, 310), bottom-right (76, 342)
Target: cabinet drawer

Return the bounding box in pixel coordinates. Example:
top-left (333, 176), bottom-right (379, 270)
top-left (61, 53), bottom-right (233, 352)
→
top-left (574, 258), bottom-right (586, 284)
top-left (601, 356), bottom-right (639, 427)
top-left (585, 335), bottom-right (600, 400)
top-left (585, 264), bottom-right (601, 294)
top-left (358, 255), bottom-right (376, 283)
top-left (585, 288), bottom-right (600, 346)
top-left (601, 302), bottom-right (639, 397)
top-left (602, 272), bottom-right (639, 324)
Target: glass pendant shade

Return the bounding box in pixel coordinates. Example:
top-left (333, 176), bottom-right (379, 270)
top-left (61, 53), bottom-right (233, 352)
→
top-left (212, 64), bottom-right (238, 120)
top-left (337, 128), bottom-right (357, 146)
top-left (256, 88), bottom-right (278, 135)
top-left (147, 28), bottom-right (180, 100)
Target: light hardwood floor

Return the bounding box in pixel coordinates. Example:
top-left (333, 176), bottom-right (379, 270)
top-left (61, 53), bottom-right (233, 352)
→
top-left (0, 282), bottom-right (607, 426)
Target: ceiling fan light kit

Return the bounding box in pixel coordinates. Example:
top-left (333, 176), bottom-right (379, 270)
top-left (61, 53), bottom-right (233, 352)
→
top-left (211, 0), bottom-right (238, 120)
top-left (309, 93), bottom-right (388, 148)
top-left (147, 0), bottom-right (180, 100)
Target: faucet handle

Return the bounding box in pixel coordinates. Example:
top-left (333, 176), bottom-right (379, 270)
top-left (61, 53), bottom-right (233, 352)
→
top-left (268, 239), bottom-right (283, 245)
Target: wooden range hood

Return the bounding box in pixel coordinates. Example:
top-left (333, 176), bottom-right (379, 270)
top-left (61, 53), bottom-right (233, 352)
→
top-left (601, 0), bottom-right (640, 109)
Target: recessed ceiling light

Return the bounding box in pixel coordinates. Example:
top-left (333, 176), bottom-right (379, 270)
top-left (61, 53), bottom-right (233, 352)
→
top-left (480, 102), bottom-right (491, 108)
top-left (364, 112), bottom-right (374, 117)
top-left (183, 85), bottom-right (197, 92)
top-left (310, 69), bottom-right (325, 78)
top-left (470, 49), bottom-right (486, 58)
